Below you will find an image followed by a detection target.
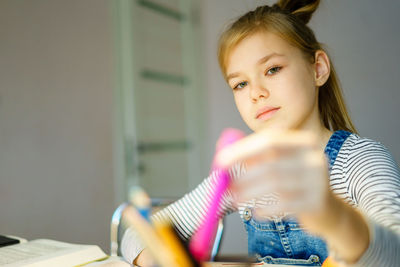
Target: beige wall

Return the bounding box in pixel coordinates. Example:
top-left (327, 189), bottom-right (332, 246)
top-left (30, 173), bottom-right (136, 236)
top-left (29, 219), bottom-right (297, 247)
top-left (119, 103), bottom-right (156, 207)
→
top-left (0, 0), bottom-right (115, 251)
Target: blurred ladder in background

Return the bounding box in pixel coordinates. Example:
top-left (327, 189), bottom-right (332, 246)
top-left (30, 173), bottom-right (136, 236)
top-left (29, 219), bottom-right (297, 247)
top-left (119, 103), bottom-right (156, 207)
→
top-left (113, 0), bottom-right (205, 203)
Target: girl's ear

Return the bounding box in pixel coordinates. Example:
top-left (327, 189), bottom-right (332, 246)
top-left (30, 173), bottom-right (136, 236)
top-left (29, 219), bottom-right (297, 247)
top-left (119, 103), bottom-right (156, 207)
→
top-left (314, 50), bottom-right (330, 87)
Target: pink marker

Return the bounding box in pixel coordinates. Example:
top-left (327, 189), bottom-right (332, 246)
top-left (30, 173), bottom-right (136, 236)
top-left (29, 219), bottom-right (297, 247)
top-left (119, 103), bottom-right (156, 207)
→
top-left (189, 128), bottom-right (245, 262)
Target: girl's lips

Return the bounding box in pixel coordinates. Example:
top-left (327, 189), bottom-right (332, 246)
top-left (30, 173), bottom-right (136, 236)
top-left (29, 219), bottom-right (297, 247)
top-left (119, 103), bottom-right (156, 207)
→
top-left (256, 107), bottom-right (280, 121)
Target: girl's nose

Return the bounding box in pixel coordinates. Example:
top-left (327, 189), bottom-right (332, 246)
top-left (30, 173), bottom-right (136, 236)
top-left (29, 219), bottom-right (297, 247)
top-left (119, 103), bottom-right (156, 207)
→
top-left (250, 82), bottom-right (270, 102)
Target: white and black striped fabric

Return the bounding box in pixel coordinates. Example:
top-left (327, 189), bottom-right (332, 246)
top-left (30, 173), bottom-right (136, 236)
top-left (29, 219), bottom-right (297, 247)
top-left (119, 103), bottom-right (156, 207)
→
top-left (121, 133), bottom-right (400, 266)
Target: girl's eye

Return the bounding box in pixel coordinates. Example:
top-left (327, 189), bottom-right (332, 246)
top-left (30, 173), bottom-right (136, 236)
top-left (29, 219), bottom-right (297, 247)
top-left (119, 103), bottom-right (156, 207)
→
top-left (233, 81), bottom-right (248, 90)
top-left (266, 66), bottom-right (282, 75)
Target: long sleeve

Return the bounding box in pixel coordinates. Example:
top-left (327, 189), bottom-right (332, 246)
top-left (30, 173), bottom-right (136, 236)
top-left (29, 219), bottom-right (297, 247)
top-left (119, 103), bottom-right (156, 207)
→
top-left (120, 164), bottom-right (243, 264)
top-left (336, 137), bottom-right (400, 267)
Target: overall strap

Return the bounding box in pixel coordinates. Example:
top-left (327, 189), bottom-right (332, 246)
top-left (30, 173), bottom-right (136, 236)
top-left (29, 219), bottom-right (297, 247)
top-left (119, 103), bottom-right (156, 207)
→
top-left (324, 130), bottom-right (352, 171)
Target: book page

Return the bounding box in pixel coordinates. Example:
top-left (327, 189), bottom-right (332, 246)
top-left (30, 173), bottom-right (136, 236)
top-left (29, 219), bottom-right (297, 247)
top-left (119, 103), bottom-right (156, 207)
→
top-left (0, 239), bottom-right (108, 267)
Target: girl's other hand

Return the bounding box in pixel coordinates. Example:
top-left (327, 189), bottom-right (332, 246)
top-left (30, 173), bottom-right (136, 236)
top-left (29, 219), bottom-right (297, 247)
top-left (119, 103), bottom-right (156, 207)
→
top-left (133, 248), bottom-right (156, 267)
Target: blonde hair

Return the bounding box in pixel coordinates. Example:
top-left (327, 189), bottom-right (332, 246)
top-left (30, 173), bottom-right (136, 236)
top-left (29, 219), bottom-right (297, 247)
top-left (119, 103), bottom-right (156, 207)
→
top-left (218, 0), bottom-right (357, 133)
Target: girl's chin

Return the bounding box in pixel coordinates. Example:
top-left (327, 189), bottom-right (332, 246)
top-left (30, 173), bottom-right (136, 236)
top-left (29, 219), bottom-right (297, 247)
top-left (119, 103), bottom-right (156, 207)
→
top-left (253, 122), bottom-right (288, 132)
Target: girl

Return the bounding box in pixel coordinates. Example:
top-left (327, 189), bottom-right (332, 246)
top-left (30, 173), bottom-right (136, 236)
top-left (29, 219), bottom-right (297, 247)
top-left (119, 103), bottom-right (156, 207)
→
top-left (122, 0), bottom-right (400, 266)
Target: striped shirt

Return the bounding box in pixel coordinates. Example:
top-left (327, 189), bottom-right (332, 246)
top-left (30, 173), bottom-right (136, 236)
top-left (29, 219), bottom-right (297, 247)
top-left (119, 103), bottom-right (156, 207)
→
top-left (121, 133), bottom-right (400, 266)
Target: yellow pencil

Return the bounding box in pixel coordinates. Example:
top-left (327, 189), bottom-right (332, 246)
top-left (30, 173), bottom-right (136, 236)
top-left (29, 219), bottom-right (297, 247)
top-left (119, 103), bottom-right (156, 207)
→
top-left (154, 219), bottom-right (195, 267)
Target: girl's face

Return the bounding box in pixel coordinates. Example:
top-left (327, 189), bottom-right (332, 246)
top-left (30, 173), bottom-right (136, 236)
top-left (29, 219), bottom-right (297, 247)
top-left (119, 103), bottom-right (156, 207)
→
top-left (226, 31), bottom-right (322, 132)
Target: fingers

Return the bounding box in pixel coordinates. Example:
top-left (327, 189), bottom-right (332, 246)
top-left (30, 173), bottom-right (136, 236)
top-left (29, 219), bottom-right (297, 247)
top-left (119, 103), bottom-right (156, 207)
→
top-left (216, 130), bottom-right (318, 168)
top-left (233, 161), bottom-right (323, 199)
top-left (218, 129), bottom-right (329, 217)
top-left (231, 153), bottom-right (329, 216)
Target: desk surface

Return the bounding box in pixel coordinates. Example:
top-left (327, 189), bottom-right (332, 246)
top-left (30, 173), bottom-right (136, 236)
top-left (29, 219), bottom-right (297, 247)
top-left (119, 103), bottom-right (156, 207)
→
top-left (88, 257), bottom-right (294, 267)
top-left (205, 262), bottom-right (293, 267)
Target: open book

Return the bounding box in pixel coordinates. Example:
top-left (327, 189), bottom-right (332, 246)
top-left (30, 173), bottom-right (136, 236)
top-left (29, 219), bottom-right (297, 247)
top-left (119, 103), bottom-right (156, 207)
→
top-left (0, 239), bottom-right (108, 267)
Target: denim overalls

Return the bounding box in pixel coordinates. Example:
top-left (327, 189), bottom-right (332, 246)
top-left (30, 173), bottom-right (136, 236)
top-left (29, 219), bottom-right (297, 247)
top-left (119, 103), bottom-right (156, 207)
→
top-left (241, 130), bottom-right (352, 266)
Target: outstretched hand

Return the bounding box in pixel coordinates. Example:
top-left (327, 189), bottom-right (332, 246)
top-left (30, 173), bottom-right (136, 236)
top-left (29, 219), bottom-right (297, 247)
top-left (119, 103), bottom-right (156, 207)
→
top-left (218, 130), bottom-right (329, 214)
top-left (217, 130), bottom-right (336, 234)
top-left (216, 129), bottom-right (370, 263)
